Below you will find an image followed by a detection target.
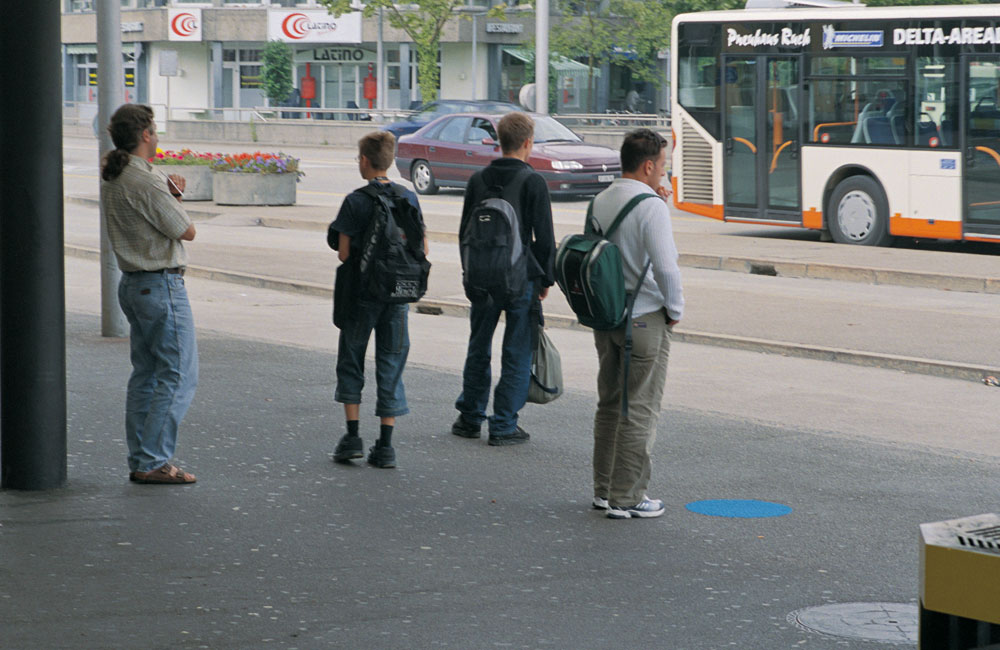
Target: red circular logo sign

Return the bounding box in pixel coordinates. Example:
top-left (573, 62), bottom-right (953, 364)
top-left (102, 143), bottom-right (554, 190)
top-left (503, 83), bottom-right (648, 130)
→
top-left (171, 12), bottom-right (197, 37)
top-left (282, 13), bottom-right (310, 40)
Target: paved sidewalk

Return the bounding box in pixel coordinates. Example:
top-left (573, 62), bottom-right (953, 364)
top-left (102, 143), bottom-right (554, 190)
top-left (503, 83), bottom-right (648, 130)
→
top-left (67, 194), bottom-right (1000, 295)
top-left (64, 198), bottom-right (1000, 380)
top-left (3, 262), bottom-right (1000, 649)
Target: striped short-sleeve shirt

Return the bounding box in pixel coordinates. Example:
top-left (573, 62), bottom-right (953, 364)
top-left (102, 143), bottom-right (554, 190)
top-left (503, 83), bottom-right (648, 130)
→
top-left (102, 154), bottom-right (192, 272)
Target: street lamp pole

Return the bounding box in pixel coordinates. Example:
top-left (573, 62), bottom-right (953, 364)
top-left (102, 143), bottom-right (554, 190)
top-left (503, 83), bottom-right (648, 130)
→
top-left (97, 0), bottom-right (128, 338)
top-left (536, 0), bottom-right (549, 114)
top-left (471, 13), bottom-right (478, 100)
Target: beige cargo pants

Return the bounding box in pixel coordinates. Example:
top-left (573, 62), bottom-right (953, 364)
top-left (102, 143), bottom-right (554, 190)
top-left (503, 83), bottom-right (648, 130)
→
top-left (592, 308), bottom-right (673, 508)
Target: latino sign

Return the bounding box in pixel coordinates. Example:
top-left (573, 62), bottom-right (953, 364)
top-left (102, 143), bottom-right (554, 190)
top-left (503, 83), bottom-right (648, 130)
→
top-left (168, 8), bottom-right (202, 42)
top-left (268, 10), bottom-right (362, 44)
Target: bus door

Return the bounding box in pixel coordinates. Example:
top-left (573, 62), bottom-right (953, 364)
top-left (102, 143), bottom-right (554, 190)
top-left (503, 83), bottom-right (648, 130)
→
top-left (723, 56), bottom-right (802, 223)
top-left (964, 56), bottom-right (1000, 234)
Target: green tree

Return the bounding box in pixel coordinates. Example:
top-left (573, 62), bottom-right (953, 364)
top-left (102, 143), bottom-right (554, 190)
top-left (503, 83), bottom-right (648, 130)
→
top-left (319, 0), bottom-right (503, 103)
top-left (549, 0), bottom-right (613, 113)
top-left (548, 0), bottom-right (676, 113)
top-left (262, 40), bottom-right (294, 106)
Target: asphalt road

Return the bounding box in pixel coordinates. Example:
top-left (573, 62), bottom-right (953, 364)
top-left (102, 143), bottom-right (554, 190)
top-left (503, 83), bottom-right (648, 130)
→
top-left (3, 297), bottom-right (998, 648)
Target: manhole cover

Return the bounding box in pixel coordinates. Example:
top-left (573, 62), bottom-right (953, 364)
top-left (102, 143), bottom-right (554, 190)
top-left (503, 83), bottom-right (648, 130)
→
top-left (788, 602), bottom-right (918, 645)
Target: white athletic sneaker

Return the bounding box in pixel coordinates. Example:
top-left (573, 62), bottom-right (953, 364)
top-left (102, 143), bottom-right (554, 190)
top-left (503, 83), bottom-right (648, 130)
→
top-left (606, 497), bottom-right (665, 519)
top-left (592, 496), bottom-right (609, 510)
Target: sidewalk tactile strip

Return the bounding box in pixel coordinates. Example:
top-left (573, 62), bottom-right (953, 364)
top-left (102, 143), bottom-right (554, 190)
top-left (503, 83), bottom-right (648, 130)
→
top-left (787, 602), bottom-right (918, 645)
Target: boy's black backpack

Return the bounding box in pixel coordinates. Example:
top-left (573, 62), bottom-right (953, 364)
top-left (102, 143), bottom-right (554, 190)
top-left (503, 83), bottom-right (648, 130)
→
top-left (356, 182), bottom-right (431, 304)
top-left (459, 168), bottom-right (531, 302)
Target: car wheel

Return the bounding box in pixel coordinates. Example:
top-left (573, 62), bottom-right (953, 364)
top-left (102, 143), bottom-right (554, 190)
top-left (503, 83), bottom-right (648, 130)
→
top-left (827, 176), bottom-right (892, 246)
top-left (410, 160), bottom-right (438, 195)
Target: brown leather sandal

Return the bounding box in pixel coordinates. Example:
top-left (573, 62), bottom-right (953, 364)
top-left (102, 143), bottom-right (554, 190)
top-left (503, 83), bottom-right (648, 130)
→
top-left (133, 464), bottom-right (197, 485)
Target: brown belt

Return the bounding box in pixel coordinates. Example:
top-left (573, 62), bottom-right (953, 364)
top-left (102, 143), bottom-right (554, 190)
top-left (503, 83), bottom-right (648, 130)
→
top-left (127, 268), bottom-right (185, 276)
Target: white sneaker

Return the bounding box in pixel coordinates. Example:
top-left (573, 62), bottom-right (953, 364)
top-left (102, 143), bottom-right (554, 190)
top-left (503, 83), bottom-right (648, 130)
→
top-left (606, 497), bottom-right (665, 519)
top-left (592, 496), bottom-right (609, 510)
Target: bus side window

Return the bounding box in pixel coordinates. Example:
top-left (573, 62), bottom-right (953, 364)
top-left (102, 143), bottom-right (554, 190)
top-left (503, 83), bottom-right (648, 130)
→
top-left (917, 57), bottom-right (959, 149)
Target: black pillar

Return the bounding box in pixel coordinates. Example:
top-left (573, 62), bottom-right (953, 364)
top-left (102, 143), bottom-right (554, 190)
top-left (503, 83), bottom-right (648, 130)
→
top-left (0, 0), bottom-right (67, 490)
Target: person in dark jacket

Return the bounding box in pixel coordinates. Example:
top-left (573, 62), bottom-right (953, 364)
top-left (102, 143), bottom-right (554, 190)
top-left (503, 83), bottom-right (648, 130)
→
top-left (451, 112), bottom-right (556, 446)
top-left (327, 131), bottom-right (428, 469)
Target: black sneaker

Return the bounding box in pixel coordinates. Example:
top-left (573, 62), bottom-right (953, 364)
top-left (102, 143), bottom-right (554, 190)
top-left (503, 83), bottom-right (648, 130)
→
top-left (367, 443), bottom-right (396, 469)
top-left (451, 416), bottom-right (482, 439)
top-left (488, 426), bottom-right (530, 446)
top-left (333, 433), bottom-right (363, 462)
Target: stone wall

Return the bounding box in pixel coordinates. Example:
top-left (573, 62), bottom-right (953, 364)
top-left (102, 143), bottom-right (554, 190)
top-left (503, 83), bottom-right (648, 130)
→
top-left (163, 120), bottom-right (671, 151)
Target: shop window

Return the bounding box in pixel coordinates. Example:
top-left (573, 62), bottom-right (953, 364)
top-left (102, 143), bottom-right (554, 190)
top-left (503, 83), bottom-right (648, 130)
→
top-left (240, 65), bottom-right (262, 89)
top-left (240, 49), bottom-right (262, 62)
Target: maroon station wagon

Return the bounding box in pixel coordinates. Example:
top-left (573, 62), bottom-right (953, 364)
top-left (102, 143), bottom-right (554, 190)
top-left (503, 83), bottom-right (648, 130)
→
top-left (395, 113), bottom-right (621, 196)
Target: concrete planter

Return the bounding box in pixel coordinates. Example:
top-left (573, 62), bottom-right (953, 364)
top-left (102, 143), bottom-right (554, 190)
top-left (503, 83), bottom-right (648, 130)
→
top-left (212, 172), bottom-right (297, 206)
top-left (153, 164), bottom-right (213, 201)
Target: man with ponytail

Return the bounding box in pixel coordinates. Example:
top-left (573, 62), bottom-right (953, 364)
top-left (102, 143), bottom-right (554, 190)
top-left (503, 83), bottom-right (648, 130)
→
top-left (101, 103), bottom-right (199, 485)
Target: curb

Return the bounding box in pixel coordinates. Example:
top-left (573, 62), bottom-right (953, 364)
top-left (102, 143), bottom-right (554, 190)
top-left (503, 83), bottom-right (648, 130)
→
top-left (64, 244), bottom-right (1000, 384)
top-left (66, 195), bottom-right (221, 221)
top-left (680, 254), bottom-right (1000, 295)
top-left (66, 194), bottom-right (1000, 294)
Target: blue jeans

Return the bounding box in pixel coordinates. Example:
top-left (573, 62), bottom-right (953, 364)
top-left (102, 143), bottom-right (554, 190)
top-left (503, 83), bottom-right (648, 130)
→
top-left (455, 282), bottom-right (537, 435)
top-left (335, 299), bottom-right (410, 417)
top-left (118, 271), bottom-right (199, 473)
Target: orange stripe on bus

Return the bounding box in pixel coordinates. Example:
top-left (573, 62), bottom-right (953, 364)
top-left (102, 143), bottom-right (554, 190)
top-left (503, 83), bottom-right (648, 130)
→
top-left (673, 171), bottom-right (724, 219)
top-left (802, 208), bottom-right (823, 229)
top-left (889, 215), bottom-right (962, 239)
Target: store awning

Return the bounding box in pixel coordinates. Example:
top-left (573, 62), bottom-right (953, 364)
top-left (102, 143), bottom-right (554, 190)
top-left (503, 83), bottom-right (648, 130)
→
top-left (502, 47), bottom-right (598, 75)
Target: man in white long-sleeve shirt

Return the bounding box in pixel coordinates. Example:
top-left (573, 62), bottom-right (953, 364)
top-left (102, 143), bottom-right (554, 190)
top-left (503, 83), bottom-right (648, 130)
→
top-left (589, 129), bottom-right (684, 520)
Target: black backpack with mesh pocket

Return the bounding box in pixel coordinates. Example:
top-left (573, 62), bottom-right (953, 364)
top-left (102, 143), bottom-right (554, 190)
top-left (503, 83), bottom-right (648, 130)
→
top-left (356, 183), bottom-right (430, 304)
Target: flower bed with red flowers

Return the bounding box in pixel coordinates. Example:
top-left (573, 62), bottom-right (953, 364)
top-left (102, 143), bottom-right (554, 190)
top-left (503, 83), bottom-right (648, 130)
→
top-left (210, 151), bottom-right (304, 180)
top-left (150, 148), bottom-right (220, 166)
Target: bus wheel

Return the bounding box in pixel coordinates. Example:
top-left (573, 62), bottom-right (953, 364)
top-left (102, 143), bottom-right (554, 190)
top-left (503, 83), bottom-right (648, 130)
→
top-left (827, 176), bottom-right (892, 246)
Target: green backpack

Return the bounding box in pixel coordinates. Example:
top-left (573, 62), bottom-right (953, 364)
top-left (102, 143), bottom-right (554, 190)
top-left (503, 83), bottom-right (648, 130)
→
top-left (555, 193), bottom-right (658, 331)
top-left (554, 192), bottom-right (658, 417)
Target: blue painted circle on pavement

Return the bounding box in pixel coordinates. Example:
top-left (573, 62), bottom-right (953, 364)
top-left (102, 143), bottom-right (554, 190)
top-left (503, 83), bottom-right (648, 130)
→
top-left (685, 499), bottom-right (792, 518)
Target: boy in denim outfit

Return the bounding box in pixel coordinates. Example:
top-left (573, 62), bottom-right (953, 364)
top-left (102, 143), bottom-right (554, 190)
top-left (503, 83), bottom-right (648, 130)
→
top-left (327, 131), bottom-right (427, 468)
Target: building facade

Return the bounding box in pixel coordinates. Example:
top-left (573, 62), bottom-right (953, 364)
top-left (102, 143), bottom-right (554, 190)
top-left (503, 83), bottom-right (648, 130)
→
top-left (61, 0), bottom-right (665, 122)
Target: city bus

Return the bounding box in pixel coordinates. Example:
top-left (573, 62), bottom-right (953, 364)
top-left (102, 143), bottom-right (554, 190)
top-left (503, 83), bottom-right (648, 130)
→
top-left (671, 1), bottom-right (1000, 245)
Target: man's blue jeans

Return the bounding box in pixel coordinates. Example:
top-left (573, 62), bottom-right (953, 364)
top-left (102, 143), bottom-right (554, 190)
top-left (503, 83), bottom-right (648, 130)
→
top-left (335, 299), bottom-right (410, 417)
top-left (118, 271), bottom-right (199, 473)
top-left (455, 282), bottom-right (536, 435)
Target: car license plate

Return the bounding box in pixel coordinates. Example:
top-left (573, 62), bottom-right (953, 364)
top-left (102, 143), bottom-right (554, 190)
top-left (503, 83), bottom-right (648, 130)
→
top-left (598, 174), bottom-right (614, 183)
